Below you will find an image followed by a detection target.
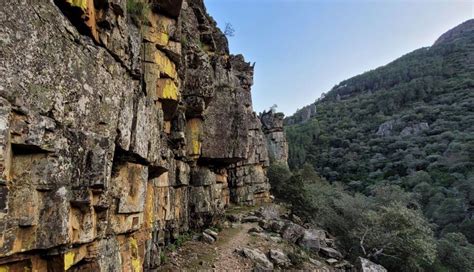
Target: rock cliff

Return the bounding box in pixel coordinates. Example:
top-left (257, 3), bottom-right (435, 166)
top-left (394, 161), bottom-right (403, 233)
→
top-left (259, 111), bottom-right (288, 165)
top-left (0, 0), bottom-right (271, 270)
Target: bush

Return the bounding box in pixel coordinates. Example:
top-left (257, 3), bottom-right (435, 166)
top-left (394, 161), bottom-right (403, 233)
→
top-left (126, 0), bottom-right (150, 24)
top-left (356, 203), bottom-right (437, 271)
top-left (267, 162), bottom-right (292, 197)
top-left (271, 163), bottom-right (439, 271)
top-left (437, 233), bottom-right (474, 272)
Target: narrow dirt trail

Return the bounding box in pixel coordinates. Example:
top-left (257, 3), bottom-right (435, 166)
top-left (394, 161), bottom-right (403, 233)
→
top-left (158, 222), bottom-right (256, 271)
top-left (212, 223), bottom-right (254, 271)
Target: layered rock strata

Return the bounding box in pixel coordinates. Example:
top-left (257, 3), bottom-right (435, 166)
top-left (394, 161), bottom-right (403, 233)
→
top-left (260, 111), bottom-right (289, 165)
top-left (0, 0), bottom-right (270, 270)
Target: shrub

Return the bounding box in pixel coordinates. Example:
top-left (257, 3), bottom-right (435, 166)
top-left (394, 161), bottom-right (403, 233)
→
top-left (126, 0), bottom-right (150, 24)
top-left (437, 233), bottom-right (474, 271)
top-left (356, 203), bottom-right (437, 271)
top-left (267, 162), bottom-right (292, 197)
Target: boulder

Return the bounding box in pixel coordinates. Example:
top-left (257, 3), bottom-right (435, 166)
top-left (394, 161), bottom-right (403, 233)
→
top-left (202, 232), bottom-right (215, 244)
top-left (320, 247), bottom-right (343, 259)
top-left (268, 219), bottom-right (286, 233)
top-left (255, 204), bottom-right (281, 220)
top-left (297, 229), bottom-right (326, 252)
top-left (204, 229), bottom-right (218, 240)
top-left (269, 249), bottom-right (291, 267)
top-left (258, 219), bottom-right (270, 229)
top-left (335, 260), bottom-right (353, 269)
top-left (357, 257), bottom-right (387, 272)
top-left (281, 222), bottom-right (305, 243)
top-left (242, 216), bottom-right (260, 223)
top-left (248, 226), bottom-right (264, 233)
top-left (309, 258), bottom-right (322, 266)
top-left (269, 236), bottom-right (282, 243)
top-left (239, 248), bottom-right (274, 270)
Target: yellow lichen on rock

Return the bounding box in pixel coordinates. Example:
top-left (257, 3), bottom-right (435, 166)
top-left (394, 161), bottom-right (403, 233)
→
top-left (144, 182), bottom-right (155, 229)
top-left (156, 79), bottom-right (178, 100)
top-left (66, 0), bottom-right (87, 11)
top-left (144, 44), bottom-right (177, 79)
top-left (148, 13), bottom-right (176, 34)
top-left (64, 251), bottom-right (75, 271)
top-left (154, 50), bottom-right (177, 79)
top-left (186, 119), bottom-right (202, 157)
top-left (142, 26), bottom-right (170, 47)
top-left (129, 237), bottom-right (141, 272)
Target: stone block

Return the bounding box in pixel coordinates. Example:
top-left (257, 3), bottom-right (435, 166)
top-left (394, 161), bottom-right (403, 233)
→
top-left (69, 203), bottom-right (96, 244)
top-left (112, 163), bottom-right (148, 214)
top-left (176, 160), bottom-right (190, 186)
top-left (157, 79), bottom-right (179, 101)
top-left (144, 44), bottom-right (177, 79)
top-left (142, 26), bottom-right (170, 47)
top-left (191, 166), bottom-right (215, 186)
top-left (185, 118), bottom-right (202, 158)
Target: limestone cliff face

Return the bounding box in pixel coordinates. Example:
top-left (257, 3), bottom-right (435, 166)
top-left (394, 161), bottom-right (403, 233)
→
top-left (260, 111), bottom-right (289, 165)
top-left (0, 0), bottom-right (270, 270)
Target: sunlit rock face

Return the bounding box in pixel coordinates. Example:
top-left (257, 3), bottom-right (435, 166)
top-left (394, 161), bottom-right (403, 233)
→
top-left (0, 0), bottom-right (270, 270)
top-left (260, 111), bottom-right (289, 165)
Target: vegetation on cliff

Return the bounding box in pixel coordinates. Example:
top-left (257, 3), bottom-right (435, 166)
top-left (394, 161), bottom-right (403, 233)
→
top-left (268, 163), bottom-right (474, 271)
top-left (283, 19), bottom-right (474, 271)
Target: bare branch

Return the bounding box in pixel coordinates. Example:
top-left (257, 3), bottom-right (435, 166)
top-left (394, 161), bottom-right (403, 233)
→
top-left (224, 23), bottom-right (235, 37)
top-left (359, 227), bottom-right (368, 256)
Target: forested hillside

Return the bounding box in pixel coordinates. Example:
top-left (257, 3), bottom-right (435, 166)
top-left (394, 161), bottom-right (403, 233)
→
top-left (282, 19), bottom-right (474, 271)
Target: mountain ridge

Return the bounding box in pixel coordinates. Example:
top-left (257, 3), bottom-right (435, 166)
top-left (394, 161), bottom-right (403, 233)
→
top-left (285, 18), bottom-right (474, 241)
top-left (286, 19), bottom-right (474, 125)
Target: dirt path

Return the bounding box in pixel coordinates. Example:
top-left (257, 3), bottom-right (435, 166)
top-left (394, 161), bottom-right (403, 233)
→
top-left (212, 223), bottom-right (254, 271)
top-left (158, 204), bottom-right (330, 271)
top-left (159, 222), bottom-right (256, 271)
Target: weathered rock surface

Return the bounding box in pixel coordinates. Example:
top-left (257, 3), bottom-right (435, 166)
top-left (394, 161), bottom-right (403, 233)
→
top-left (202, 232), bottom-right (216, 244)
top-left (357, 257), bottom-right (387, 272)
top-left (260, 110), bottom-right (289, 164)
top-left (298, 228), bottom-right (326, 252)
top-left (204, 228), bottom-right (218, 240)
top-left (242, 215), bottom-right (260, 223)
top-left (376, 119), bottom-right (429, 137)
top-left (0, 0), bottom-right (270, 270)
top-left (281, 222), bottom-right (306, 243)
top-left (284, 103), bottom-right (317, 125)
top-left (320, 247), bottom-right (344, 259)
top-left (239, 247), bottom-right (274, 270)
top-left (269, 249), bottom-right (291, 267)
top-left (400, 122), bottom-right (429, 136)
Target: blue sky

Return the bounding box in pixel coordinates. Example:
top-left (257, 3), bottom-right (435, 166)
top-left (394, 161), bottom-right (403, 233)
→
top-left (204, 0), bottom-right (473, 116)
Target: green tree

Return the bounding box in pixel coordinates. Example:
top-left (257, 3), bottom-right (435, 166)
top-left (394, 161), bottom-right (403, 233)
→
top-left (356, 202), bottom-right (437, 271)
top-left (267, 162), bottom-right (292, 198)
top-left (436, 232), bottom-right (474, 272)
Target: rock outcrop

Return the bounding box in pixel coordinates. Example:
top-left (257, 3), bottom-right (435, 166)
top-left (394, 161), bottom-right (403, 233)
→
top-left (376, 119), bottom-right (429, 137)
top-left (0, 0), bottom-right (270, 270)
top-left (357, 257), bottom-right (388, 272)
top-left (259, 111), bottom-right (288, 165)
top-left (284, 103), bottom-right (317, 125)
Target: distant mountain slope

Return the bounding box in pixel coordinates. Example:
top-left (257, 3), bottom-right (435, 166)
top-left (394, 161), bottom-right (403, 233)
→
top-left (285, 19), bottom-right (474, 241)
top-left (434, 19), bottom-right (474, 45)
